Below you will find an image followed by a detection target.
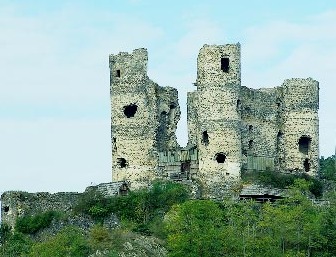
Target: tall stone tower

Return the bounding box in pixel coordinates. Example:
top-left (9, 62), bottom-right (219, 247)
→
top-left (189, 44), bottom-right (242, 197)
top-left (282, 78), bottom-right (319, 174)
top-left (109, 48), bottom-right (180, 189)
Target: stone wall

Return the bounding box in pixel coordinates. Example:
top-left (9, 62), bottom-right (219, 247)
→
top-left (109, 49), bottom-right (180, 189)
top-left (0, 182), bottom-right (124, 229)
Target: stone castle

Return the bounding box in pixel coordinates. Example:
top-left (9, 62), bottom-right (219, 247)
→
top-left (110, 43), bottom-right (319, 197)
top-left (1, 43), bottom-right (319, 227)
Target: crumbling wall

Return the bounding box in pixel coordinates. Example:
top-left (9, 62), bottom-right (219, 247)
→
top-left (1, 191), bottom-right (81, 229)
top-left (109, 49), bottom-right (180, 189)
top-left (282, 78), bottom-right (319, 174)
top-left (1, 182), bottom-right (124, 229)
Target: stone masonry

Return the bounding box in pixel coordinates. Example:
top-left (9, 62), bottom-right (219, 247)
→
top-left (110, 43), bottom-right (319, 198)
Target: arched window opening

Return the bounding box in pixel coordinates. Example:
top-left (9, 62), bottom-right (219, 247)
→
top-left (298, 136), bottom-right (311, 155)
top-left (304, 158), bottom-right (310, 172)
top-left (117, 158), bottom-right (127, 168)
top-left (123, 104), bottom-right (138, 118)
top-left (215, 153), bottom-right (226, 163)
top-left (202, 131), bottom-right (209, 146)
top-left (237, 99), bottom-right (241, 111)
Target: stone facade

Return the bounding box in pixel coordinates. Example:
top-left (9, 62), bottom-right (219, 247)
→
top-left (110, 43), bottom-right (319, 198)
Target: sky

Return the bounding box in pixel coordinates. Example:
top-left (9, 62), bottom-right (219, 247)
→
top-left (0, 0), bottom-right (335, 194)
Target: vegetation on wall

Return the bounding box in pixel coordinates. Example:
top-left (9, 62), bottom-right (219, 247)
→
top-left (15, 211), bottom-right (61, 234)
top-left (242, 169), bottom-right (323, 197)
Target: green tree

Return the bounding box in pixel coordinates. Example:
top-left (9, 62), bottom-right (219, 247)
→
top-left (165, 200), bottom-right (225, 257)
top-left (28, 226), bottom-right (90, 257)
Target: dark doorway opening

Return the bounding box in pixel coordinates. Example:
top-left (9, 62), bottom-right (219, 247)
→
top-left (123, 104), bottom-right (138, 118)
top-left (304, 158), bottom-right (310, 172)
top-left (202, 131), bottom-right (209, 146)
top-left (299, 136), bottom-right (311, 155)
top-left (221, 57), bottom-right (229, 72)
top-left (215, 153), bottom-right (226, 163)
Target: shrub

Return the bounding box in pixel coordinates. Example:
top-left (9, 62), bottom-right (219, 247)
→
top-left (15, 211), bottom-right (60, 234)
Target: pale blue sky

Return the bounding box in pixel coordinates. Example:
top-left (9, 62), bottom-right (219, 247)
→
top-left (0, 0), bottom-right (335, 193)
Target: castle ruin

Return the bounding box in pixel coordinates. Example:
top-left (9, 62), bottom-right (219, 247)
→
top-left (1, 43), bottom-right (320, 227)
top-left (110, 43), bottom-right (319, 198)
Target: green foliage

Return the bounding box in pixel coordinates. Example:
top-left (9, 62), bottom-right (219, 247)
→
top-left (73, 180), bottom-right (189, 237)
top-left (0, 223), bottom-right (11, 244)
top-left (28, 226), bottom-right (90, 257)
top-left (242, 169), bottom-right (323, 197)
top-left (164, 184), bottom-right (334, 257)
top-left (0, 231), bottom-right (32, 257)
top-left (320, 155), bottom-right (336, 180)
top-left (15, 210), bottom-right (60, 234)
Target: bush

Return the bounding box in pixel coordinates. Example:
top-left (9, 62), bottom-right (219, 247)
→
top-left (15, 211), bottom-right (60, 234)
top-left (242, 170), bottom-right (323, 197)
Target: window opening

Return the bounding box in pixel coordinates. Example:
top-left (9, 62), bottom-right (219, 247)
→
top-left (221, 57), bottom-right (229, 72)
top-left (248, 125), bottom-right (253, 132)
top-left (123, 104), bottom-right (138, 118)
top-left (117, 158), bottom-right (127, 168)
top-left (116, 70), bottom-right (121, 77)
top-left (3, 206), bottom-right (9, 212)
top-left (237, 99), bottom-right (241, 111)
top-left (248, 140), bottom-right (253, 150)
top-left (298, 136), bottom-right (311, 155)
top-left (215, 153), bottom-right (226, 163)
top-left (202, 131), bottom-right (209, 146)
top-left (304, 158), bottom-right (310, 172)
top-left (169, 103), bottom-right (176, 109)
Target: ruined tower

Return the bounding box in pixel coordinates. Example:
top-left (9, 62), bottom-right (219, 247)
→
top-left (282, 78), bottom-right (319, 174)
top-left (109, 48), bottom-right (180, 189)
top-left (188, 44), bottom-right (242, 197)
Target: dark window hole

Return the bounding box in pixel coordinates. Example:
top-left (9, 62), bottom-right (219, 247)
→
top-left (221, 57), bottom-right (229, 72)
top-left (3, 206), bottom-right (9, 212)
top-left (248, 125), bottom-right (253, 132)
top-left (116, 70), bottom-right (121, 77)
top-left (304, 158), bottom-right (310, 172)
top-left (248, 140), bottom-right (253, 150)
top-left (169, 103), bottom-right (176, 109)
top-left (298, 136), bottom-right (311, 155)
top-left (215, 153), bottom-right (226, 163)
top-left (123, 104), bottom-right (138, 118)
top-left (202, 131), bottom-right (209, 146)
top-left (117, 158), bottom-right (127, 168)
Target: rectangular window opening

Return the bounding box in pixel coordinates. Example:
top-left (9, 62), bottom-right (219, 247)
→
top-left (221, 57), bottom-right (229, 72)
top-left (116, 69), bottom-right (121, 77)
